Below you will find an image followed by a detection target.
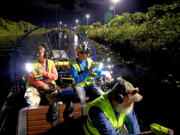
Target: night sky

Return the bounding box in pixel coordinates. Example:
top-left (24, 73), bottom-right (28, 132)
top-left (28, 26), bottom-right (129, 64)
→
top-left (0, 0), bottom-right (173, 25)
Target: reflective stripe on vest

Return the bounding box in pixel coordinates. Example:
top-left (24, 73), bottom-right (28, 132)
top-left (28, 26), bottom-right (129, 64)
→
top-left (84, 92), bottom-right (126, 135)
top-left (33, 62), bottom-right (43, 80)
top-left (26, 59), bottom-right (55, 88)
top-left (70, 58), bottom-right (95, 87)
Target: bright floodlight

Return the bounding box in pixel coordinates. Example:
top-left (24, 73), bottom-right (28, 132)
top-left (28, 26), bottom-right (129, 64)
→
top-left (86, 14), bottom-right (90, 18)
top-left (86, 14), bottom-right (90, 25)
top-left (111, 0), bottom-right (119, 3)
top-left (98, 62), bottom-right (104, 70)
top-left (75, 19), bottom-right (79, 23)
top-left (75, 19), bottom-right (79, 27)
top-left (111, 0), bottom-right (120, 17)
top-left (25, 63), bottom-right (33, 72)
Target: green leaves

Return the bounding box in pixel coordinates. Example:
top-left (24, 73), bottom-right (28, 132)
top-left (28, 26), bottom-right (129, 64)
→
top-left (87, 1), bottom-right (180, 53)
top-left (0, 18), bottom-right (35, 45)
top-left (86, 1), bottom-right (180, 69)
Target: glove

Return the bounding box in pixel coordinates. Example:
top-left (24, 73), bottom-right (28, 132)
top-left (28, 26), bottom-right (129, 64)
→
top-left (39, 83), bottom-right (61, 94)
top-left (47, 83), bottom-right (61, 94)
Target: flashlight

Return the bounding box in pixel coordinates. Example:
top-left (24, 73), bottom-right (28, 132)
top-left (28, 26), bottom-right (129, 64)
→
top-left (98, 62), bottom-right (104, 70)
top-left (25, 63), bottom-right (33, 72)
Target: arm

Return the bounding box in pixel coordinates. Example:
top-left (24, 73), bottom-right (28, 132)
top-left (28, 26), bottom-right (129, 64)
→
top-left (28, 72), bottom-right (47, 88)
top-left (93, 68), bottom-right (106, 77)
top-left (124, 109), bottom-right (141, 135)
top-left (70, 65), bottom-right (90, 83)
top-left (89, 107), bottom-right (120, 135)
top-left (89, 107), bottom-right (139, 135)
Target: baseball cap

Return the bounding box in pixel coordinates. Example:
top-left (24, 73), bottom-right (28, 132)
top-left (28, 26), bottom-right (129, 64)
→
top-left (76, 44), bottom-right (90, 54)
top-left (112, 79), bottom-right (143, 102)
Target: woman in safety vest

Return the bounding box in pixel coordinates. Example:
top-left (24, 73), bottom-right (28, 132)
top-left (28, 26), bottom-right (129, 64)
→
top-left (24, 44), bottom-right (59, 106)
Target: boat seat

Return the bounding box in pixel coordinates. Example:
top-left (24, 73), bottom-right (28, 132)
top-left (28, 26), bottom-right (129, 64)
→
top-left (17, 103), bottom-right (85, 135)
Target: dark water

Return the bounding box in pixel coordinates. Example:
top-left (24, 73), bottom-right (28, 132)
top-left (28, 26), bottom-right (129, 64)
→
top-left (94, 43), bottom-right (178, 134)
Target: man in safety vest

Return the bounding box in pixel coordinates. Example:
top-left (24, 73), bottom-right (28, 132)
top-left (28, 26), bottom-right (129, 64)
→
top-left (83, 79), bottom-right (143, 135)
top-left (70, 44), bottom-right (111, 104)
top-left (24, 44), bottom-right (59, 106)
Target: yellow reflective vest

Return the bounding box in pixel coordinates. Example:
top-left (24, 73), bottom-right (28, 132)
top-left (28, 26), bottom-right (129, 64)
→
top-left (70, 58), bottom-right (95, 87)
top-left (83, 92), bottom-right (126, 135)
top-left (26, 59), bottom-right (56, 88)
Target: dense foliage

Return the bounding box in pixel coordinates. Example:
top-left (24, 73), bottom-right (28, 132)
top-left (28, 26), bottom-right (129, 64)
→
top-left (0, 18), bottom-right (35, 45)
top-left (81, 1), bottom-right (180, 74)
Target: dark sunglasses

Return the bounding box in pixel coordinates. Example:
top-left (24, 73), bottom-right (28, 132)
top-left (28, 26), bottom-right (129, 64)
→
top-left (128, 88), bottom-right (139, 95)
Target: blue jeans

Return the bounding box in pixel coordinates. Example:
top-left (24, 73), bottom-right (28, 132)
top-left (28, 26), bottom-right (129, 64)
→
top-left (74, 84), bottom-right (104, 104)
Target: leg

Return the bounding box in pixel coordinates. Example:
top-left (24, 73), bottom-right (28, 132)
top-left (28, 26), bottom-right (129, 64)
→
top-left (74, 85), bottom-right (86, 104)
top-left (24, 87), bottom-right (41, 106)
top-left (45, 93), bottom-right (58, 105)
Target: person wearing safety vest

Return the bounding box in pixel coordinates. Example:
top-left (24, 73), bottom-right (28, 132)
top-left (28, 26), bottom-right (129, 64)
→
top-left (70, 44), bottom-right (111, 104)
top-left (24, 44), bottom-right (59, 106)
top-left (83, 79), bottom-right (143, 135)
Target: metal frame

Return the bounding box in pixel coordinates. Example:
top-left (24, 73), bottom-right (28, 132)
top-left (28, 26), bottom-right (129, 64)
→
top-left (10, 23), bottom-right (97, 94)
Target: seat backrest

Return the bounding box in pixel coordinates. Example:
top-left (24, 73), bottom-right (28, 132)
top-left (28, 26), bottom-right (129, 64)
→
top-left (17, 103), bottom-right (84, 135)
